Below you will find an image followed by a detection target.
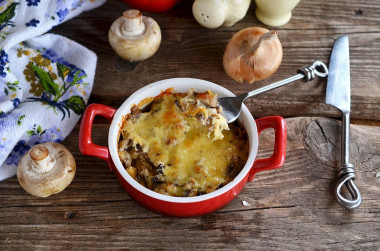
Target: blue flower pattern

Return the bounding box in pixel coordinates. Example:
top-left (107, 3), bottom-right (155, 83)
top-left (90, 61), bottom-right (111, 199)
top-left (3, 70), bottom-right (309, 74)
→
top-left (26, 19), bottom-right (40, 27)
top-left (0, 50), bottom-right (9, 77)
top-left (5, 140), bottom-right (30, 165)
top-left (57, 8), bottom-right (69, 23)
top-left (12, 98), bottom-right (20, 108)
top-left (5, 126), bottom-right (63, 167)
top-left (43, 48), bottom-right (87, 85)
top-left (0, 0), bottom-right (105, 180)
top-left (26, 0), bottom-right (40, 7)
top-left (0, 138), bottom-right (6, 151)
top-left (24, 48), bottom-right (88, 121)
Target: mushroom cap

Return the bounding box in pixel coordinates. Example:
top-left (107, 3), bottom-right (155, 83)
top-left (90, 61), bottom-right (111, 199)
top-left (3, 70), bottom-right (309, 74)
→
top-left (17, 142), bottom-right (76, 197)
top-left (108, 9), bottom-right (162, 61)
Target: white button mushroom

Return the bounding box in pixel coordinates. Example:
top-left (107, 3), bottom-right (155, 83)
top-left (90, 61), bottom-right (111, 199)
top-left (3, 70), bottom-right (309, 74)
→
top-left (108, 9), bottom-right (162, 61)
top-left (17, 142), bottom-right (76, 197)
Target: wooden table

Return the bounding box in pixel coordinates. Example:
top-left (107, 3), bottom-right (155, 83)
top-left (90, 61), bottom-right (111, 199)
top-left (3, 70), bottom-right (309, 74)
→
top-left (1, 0), bottom-right (379, 249)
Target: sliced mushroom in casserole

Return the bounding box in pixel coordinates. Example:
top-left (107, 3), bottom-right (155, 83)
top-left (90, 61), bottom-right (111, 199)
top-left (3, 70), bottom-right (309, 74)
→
top-left (118, 88), bottom-right (249, 197)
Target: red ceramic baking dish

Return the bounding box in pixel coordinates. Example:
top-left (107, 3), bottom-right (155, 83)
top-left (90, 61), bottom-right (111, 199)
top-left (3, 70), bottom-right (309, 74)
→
top-left (79, 78), bottom-right (287, 217)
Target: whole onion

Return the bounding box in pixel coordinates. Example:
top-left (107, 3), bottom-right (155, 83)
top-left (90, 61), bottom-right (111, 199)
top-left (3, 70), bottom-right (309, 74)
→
top-left (223, 27), bottom-right (283, 84)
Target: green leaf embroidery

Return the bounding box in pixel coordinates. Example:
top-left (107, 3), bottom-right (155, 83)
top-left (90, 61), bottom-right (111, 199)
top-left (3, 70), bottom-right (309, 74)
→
top-left (0, 2), bottom-right (19, 27)
top-left (26, 57), bottom-right (89, 120)
top-left (32, 64), bottom-right (59, 96)
top-left (7, 81), bottom-right (19, 88)
top-left (57, 63), bottom-right (68, 79)
top-left (65, 96), bottom-right (86, 115)
top-left (4, 81), bottom-right (20, 96)
top-left (27, 124), bottom-right (46, 136)
top-left (71, 70), bottom-right (86, 86)
top-left (17, 115), bottom-right (25, 126)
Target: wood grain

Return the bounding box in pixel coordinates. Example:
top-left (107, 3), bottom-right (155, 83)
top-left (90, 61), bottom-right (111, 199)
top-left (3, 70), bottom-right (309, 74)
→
top-left (50, 0), bottom-right (380, 121)
top-left (1, 0), bottom-right (380, 249)
top-left (1, 117), bottom-right (379, 249)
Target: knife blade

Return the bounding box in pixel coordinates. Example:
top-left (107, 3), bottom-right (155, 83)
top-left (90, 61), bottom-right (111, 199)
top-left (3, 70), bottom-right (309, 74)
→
top-left (326, 35), bottom-right (361, 209)
top-left (326, 36), bottom-right (350, 113)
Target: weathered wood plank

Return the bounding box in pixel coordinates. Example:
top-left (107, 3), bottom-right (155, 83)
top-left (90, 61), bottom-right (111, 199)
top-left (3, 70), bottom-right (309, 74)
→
top-left (50, 0), bottom-right (380, 121)
top-left (0, 117), bottom-right (379, 249)
top-left (1, 0), bottom-right (380, 249)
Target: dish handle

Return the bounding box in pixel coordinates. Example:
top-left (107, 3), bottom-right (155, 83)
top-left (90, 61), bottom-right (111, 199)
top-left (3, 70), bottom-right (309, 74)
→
top-left (79, 104), bottom-right (116, 170)
top-left (248, 116), bottom-right (287, 182)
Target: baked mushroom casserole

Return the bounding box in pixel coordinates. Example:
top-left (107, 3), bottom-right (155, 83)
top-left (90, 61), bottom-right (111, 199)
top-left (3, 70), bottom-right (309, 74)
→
top-left (118, 88), bottom-right (249, 197)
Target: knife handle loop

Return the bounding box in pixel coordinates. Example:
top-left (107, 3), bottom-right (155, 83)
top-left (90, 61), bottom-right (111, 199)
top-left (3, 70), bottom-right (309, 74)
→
top-left (297, 61), bottom-right (328, 81)
top-left (335, 163), bottom-right (362, 209)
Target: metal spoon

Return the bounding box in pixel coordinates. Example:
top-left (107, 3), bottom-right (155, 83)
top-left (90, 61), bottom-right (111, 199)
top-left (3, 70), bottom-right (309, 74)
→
top-left (219, 61), bottom-right (329, 123)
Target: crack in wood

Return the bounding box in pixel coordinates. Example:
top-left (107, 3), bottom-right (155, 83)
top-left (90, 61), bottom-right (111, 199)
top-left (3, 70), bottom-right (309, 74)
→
top-left (219, 205), bottom-right (297, 214)
top-left (303, 118), bottom-right (340, 168)
top-left (315, 119), bottom-right (339, 149)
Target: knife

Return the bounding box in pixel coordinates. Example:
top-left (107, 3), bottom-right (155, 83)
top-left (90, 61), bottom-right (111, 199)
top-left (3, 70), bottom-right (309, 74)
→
top-left (326, 36), bottom-right (362, 209)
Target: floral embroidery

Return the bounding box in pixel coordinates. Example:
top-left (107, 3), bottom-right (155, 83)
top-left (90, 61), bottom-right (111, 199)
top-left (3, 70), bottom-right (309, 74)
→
top-left (0, 49), bottom-right (8, 64)
top-left (42, 49), bottom-right (61, 63)
top-left (0, 0), bottom-right (105, 180)
top-left (19, 51), bottom-right (87, 120)
top-left (6, 140), bottom-right (30, 165)
top-left (43, 126), bottom-right (63, 143)
top-left (12, 97), bottom-right (20, 108)
top-left (0, 49), bottom-right (9, 77)
top-left (0, 2), bottom-right (18, 32)
top-left (3, 80), bottom-right (19, 95)
top-left (0, 137), bottom-right (6, 150)
top-left (19, 51), bottom-right (53, 96)
top-left (17, 48), bottom-right (31, 57)
top-left (29, 81), bottom-right (43, 96)
top-left (5, 125), bottom-right (63, 166)
top-left (27, 125), bottom-right (63, 144)
top-left (26, 0), bottom-right (40, 7)
top-left (17, 114), bottom-right (25, 126)
top-left (57, 8), bottom-right (69, 23)
top-left (27, 124), bottom-right (46, 136)
top-left (26, 19), bottom-right (40, 27)
top-left (42, 49), bottom-right (85, 84)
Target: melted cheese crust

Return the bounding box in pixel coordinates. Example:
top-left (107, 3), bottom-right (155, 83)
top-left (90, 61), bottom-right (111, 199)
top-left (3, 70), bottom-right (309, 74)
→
top-left (118, 89), bottom-right (249, 197)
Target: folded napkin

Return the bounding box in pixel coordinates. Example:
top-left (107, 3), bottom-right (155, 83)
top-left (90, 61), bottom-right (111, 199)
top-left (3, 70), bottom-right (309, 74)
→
top-left (0, 0), bottom-right (107, 181)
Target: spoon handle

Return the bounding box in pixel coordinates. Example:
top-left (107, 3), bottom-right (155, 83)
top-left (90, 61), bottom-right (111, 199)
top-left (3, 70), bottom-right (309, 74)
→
top-left (239, 61), bottom-right (328, 101)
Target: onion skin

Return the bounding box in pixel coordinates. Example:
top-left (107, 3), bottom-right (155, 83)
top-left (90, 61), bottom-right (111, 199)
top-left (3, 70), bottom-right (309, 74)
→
top-left (223, 27), bottom-right (283, 84)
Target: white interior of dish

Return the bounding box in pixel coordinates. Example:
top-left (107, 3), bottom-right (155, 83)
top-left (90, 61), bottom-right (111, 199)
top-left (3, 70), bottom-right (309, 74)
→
top-left (108, 78), bottom-right (258, 203)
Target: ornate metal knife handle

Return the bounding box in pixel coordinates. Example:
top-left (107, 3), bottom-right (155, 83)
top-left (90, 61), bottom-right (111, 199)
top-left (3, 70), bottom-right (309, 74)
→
top-left (336, 163), bottom-right (362, 209)
top-left (335, 114), bottom-right (362, 209)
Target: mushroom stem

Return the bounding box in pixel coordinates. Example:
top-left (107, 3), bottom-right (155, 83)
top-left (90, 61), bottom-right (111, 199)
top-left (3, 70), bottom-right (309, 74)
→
top-left (109, 9), bottom-right (161, 61)
top-left (30, 145), bottom-right (56, 174)
top-left (246, 31), bottom-right (278, 58)
top-left (121, 9), bottom-right (146, 37)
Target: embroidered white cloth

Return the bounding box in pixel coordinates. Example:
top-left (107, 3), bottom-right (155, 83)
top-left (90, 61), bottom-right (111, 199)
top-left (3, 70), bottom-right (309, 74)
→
top-left (0, 0), bottom-right (107, 181)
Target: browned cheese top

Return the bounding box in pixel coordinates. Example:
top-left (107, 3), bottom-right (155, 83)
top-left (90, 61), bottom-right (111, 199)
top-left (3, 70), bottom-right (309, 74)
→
top-left (118, 89), bottom-right (249, 197)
